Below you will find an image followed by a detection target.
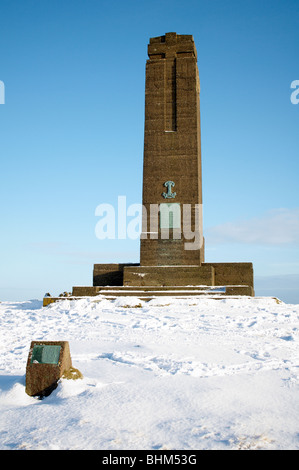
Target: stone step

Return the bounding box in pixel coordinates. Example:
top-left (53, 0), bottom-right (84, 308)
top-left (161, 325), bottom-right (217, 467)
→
top-left (71, 285), bottom-right (227, 297)
top-left (43, 284), bottom-right (253, 306)
top-left (98, 285), bottom-right (224, 292)
top-left (43, 290), bottom-right (227, 306)
top-left (72, 284), bottom-right (253, 297)
top-left (97, 289), bottom-right (226, 296)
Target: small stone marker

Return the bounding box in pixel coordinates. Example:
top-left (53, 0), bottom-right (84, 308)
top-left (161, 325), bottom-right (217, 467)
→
top-left (25, 341), bottom-right (73, 397)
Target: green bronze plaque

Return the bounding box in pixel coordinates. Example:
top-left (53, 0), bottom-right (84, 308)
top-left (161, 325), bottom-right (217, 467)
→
top-left (31, 345), bottom-right (61, 364)
top-left (160, 203), bottom-right (181, 229)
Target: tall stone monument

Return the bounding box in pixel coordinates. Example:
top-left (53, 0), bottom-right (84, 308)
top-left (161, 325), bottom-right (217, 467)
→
top-left (44, 32), bottom-right (254, 305)
top-left (141, 32), bottom-right (204, 266)
top-left (121, 32), bottom-right (212, 287)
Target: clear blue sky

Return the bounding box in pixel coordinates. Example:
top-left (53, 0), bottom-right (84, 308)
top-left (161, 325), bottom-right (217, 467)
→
top-left (0, 0), bottom-right (298, 303)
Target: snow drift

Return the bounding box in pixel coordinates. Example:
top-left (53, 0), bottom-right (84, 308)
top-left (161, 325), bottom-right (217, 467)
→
top-left (0, 295), bottom-right (298, 450)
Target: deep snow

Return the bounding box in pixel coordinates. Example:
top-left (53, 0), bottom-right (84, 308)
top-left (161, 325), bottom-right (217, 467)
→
top-left (0, 295), bottom-right (298, 450)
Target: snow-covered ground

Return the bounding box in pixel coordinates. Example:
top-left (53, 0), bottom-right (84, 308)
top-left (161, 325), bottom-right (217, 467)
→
top-left (0, 295), bottom-right (298, 450)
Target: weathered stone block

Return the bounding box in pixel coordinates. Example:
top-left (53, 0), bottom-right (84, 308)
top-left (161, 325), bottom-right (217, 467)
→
top-left (225, 285), bottom-right (254, 296)
top-left (123, 265), bottom-right (214, 287)
top-left (25, 341), bottom-right (72, 397)
top-left (93, 263), bottom-right (139, 286)
top-left (72, 286), bottom-right (100, 296)
top-left (203, 263), bottom-right (254, 288)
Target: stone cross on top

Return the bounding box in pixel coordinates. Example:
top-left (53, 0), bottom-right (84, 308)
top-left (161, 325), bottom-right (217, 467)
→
top-left (148, 32), bottom-right (197, 60)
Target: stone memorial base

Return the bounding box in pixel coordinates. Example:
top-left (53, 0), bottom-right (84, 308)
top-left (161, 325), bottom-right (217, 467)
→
top-left (93, 262), bottom-right (254, 290)
top-left (43, 262), bottom-right (254, 306)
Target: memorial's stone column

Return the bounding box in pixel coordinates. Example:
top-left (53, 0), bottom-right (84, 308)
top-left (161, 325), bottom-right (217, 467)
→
top-left (140, 32), bottom-right (204, 266)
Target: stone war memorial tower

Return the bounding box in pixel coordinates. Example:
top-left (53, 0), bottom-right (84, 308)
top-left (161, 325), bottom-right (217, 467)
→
top-left (44, 32), bottom-right (254, 305)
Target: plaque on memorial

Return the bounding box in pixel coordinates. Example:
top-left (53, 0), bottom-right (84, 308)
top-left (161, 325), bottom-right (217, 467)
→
top-left (31, 344), bottom-right (61, 364)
